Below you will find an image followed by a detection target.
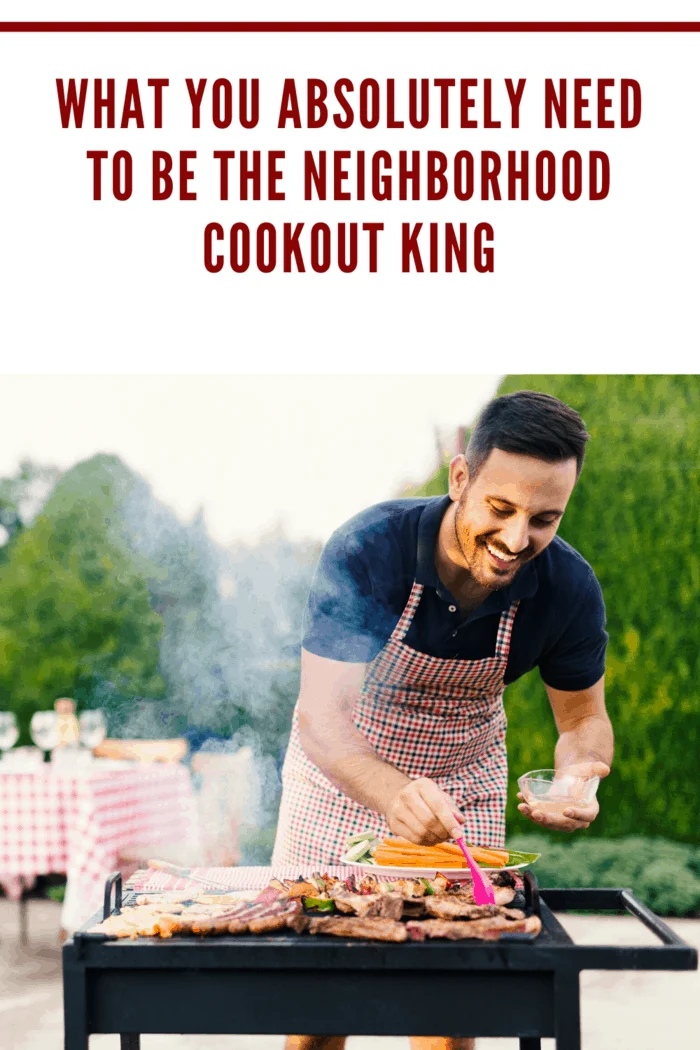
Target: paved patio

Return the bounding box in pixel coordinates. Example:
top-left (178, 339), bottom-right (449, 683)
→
top-left (1, 898), bottom-right (698, 1050)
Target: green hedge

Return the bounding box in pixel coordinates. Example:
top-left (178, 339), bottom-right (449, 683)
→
top-left (412, 376), bottom-right (700, 845)
top-left (498, 376), bottom-right (700, 843)
top-left (509, 834), bottom-right (700, 917)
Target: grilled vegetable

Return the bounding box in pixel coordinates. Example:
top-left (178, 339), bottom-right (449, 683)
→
top-left (285, 880), bottom-right (321, 899)
top-left (302, 896), bottom-right (336, 913)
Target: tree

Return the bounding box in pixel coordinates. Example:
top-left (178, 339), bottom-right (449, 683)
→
top-left (0, 454), bottom-right (165, 741)
top-left (0, 461), bottom-right (59, 559)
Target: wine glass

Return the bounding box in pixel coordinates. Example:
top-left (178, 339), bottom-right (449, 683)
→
top-left (79, 709), bottom-right (107, 750)
top-left (30, 710), bottom-right (60, 757)
top-left (0, 712), bottom-right (19, 757)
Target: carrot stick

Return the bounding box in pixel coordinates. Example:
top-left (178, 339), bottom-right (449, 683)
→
top-left (375, 847), bottom-right (505, 869)
top-left (377, 849), bottom-right (469, 865)
top-left (374, 855), bottom-right (465, 868)
top-left (384, 836), bottom-right (508, 860)
top-left (380, 837), bottom-right (508, 865)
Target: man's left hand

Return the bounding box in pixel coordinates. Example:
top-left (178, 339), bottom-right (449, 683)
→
top-left (517, 761), bottom-right (610, 832)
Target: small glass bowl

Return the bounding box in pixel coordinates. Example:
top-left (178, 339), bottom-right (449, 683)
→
top-left (517, 768), bottom-right (600, 813)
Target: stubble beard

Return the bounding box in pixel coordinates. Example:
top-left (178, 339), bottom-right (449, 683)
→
top-left (453, 496), bottom-right (520, 591)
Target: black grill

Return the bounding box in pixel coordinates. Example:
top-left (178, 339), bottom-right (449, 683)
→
top-left (62, 870), bottom-right (697, 1050)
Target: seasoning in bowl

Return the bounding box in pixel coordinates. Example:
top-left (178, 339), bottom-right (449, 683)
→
top-left (517, 768), bottom-right (600, 815)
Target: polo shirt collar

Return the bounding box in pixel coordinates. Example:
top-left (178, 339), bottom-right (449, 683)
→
top-left (415, 494), bottom-right (540, 619)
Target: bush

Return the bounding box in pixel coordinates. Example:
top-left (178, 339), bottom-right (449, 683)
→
top-left (410, 376), bottom-right (700, 845)
top-left (508, 834), bottom-right (700, 916)
top-left (498, 376), bottom-right (700, 843)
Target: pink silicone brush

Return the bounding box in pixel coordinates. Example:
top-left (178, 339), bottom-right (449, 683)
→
top-left (453, 835), bottom-right (496, 905)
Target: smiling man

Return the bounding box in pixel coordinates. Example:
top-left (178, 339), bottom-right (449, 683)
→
top-left (274, 390), bottom-right (613, 1050)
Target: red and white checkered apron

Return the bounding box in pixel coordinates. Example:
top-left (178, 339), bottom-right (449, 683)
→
top-left (273, 581), bottom-right (519, 867)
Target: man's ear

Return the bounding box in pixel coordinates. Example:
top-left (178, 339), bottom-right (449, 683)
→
top-left (447, 454), bottom-right (470, 501)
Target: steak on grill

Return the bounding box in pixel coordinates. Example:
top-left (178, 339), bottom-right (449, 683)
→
top-left (407, 914), bottom-right (542, 941)
top-left (308, 916), bottom-right (408, 942)
top-left (424, 898), bottom-right (524, 921)
top-left (330, 889), bottom-right (404, 920)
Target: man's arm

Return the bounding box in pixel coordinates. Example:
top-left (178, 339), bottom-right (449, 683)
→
top-left (297, 648), bottom-right (464, 845)
top-left (517, 674), bottom-right (613, 832)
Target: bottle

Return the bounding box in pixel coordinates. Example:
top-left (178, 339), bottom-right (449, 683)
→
top-left (54, 698), bottom-right (80, 749)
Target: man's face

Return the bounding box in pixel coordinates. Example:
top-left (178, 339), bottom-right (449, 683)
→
top-left (449, 448), bottom-right (578, 589)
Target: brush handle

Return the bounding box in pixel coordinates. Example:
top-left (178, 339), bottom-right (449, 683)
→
top-left (455, 837), bottom-right (496, 905)
top-left (146, 858), bottom-right (190, 877)
top-left (146, 858), bottom-right (232, 893)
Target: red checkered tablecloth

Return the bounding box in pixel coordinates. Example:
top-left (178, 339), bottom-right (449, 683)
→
top-left (127, 864), bottom-right (368, 892)
top-left (0, 763), bottom-right (198, 930)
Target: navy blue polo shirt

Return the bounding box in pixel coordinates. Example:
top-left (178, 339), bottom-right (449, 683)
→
top-left (303, 496), bottom-right (607, 691)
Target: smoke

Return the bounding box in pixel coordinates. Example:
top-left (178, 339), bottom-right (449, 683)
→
top-left (0, 452), bottom-right (321, 861)
top-left (101, 458), bottom-right (321, 858)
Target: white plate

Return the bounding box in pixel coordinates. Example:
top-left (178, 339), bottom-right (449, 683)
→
top-left (338, 853), bottom-right (532, 876)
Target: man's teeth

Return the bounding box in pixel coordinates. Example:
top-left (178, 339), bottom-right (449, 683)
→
top-left (486, 542), bottom-right (517, 563)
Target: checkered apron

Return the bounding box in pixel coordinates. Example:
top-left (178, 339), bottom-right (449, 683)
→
top-left (273, 581), bottom-right (519, 867)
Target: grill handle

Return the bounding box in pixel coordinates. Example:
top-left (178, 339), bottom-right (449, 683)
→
top-left (522, 867), bottom-right (540, 917)
top-left (103, 871), bottom-right (123, 920)
top-left (619, 889), bottom-right (689, 947)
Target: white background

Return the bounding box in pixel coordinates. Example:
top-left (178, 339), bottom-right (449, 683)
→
top-left (0, 3), bottom-right (698, 373)
top-left (0, 374), bottom-right (500, 542)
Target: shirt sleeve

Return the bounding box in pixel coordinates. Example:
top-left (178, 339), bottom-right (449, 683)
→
top-left (537, 569), bottom-right (608, 691)
top-left (301, 527), bottom-right (389, 663)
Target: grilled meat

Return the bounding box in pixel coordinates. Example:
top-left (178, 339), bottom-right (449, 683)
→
top-left (227, 918), bottom-right (251, 935)
top-left (91, 866), bottom-right (533, 942)
top-left (329, 888), bottom-right (404, 920)
top-left (407, 914), bottom-right (541, 941)
top-left (88, 907), bottom-right (191, 939)
top-left (489, 870), bottom-right (516, 888)
top-left (424, 898), bottom-right (522, 921)
top-left (134, 894), bottom-right (192, 907)
top-left (194, 892), bottom-right (258, 905)
top-left (225, 900), bottom-right (301, 935)
top-left (286, 910), bottom-right (312, 934)
top-left (392, 878), bottom-right (427, 898)
top-left (248, 911), bottom-right (293, 934)
top-left (401, 899), bottom-right (426, 919)
top-left (308, 916), bottom-right (408, 942)
top-left (492, 886), bottom-right (516, 906)
top-left (285, 880), bottom-right (320, 899)
top-left (444, 883), bottom-right (516, 907)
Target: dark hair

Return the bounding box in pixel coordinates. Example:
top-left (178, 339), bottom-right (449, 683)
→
top-left (465, 390), bottom-right (590, 479)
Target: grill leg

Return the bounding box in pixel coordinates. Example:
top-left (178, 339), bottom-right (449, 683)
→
top-left (554, 971), bottom-right (581, 1050)
top-left (62, 954), bottom-right (89, 1050)
top-left (120, 1037), bottom-right (140, 1050)
top-left (519, 1040), bottom-right (542, 1049)
top-left (19, 893), bottom-right (28, 947)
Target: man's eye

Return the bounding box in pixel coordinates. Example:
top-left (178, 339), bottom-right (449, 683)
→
top-left (532, 517), bottom-right (556, 528)
top-left (490, 506), bottom-right (510, 516)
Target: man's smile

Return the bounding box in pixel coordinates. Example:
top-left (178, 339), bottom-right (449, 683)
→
top-left (484, 540), bottom-right (518, 566)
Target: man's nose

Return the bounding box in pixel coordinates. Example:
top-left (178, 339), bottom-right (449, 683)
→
top-left (500, 518), bottom-right (530, 554)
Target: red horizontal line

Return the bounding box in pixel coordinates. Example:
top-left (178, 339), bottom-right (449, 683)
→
top-left (0, 22), bottom-right (699, 33)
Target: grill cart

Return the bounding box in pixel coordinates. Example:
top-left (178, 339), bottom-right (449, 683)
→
top-left (63, 868), bottom-right (697, 1050)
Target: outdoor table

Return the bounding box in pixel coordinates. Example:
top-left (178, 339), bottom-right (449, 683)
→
top-left (0, 761), bottom-right (198, 931)
top-left (62, 865), bottom-right (698, 1050)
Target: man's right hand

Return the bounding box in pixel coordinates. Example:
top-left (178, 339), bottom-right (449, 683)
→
top-left (385, 778), bottom-right (464, 845)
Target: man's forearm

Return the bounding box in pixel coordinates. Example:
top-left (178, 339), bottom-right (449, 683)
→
top-left (554, 713), bottom-right (614, 770)
top-left (298, 706), bottom-right (410, 815)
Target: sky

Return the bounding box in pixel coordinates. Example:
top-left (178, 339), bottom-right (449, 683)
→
top-left (0, 375), bottom-right (501, 545)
